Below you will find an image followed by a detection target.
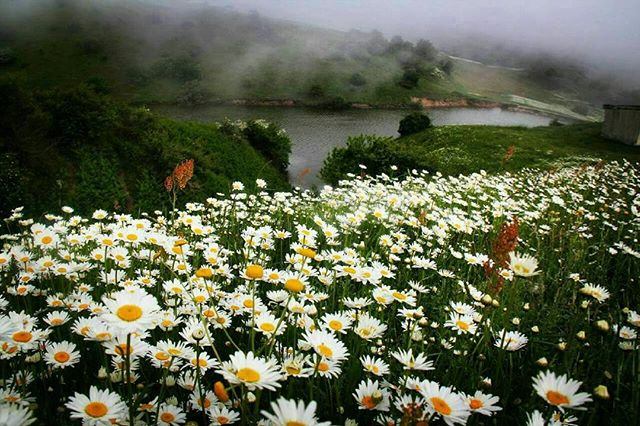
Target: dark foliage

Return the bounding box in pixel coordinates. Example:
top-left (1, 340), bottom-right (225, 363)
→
top-left (398, 112), bottom-right (432, 137)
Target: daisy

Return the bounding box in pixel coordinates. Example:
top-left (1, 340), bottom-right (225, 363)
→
top-left (392, 349), bottom-right (434, 371)
top-left (156, 404), bottom-right (186, 426)
top-left (419, 381), bottom-right (470, 425)
top-left (532, 370), bottom-right (592, 411)
top-left (354, 314), bottom-right (387, 340)
top-left (445, 313), bottom-right (477, 335)
top-left (0, 405), bottom-right (35, 426)
top-left (494, 329), bottom-right (528, 351)
top-left (209, 405), bottom-right (241, 425)
top-left (261, 398), bottom-right (330, 426)
top-left (44, 341), bottom-right (81, 369)
top-left (579, 284), bottom-right (610, 303)
top-left (217, 351), bottom-right (283, 391)
top-left (360, 355), bottom-right (390, 376)
top-left (508, 252), bottom-right (539, 277)
top-left (301, 329), bottom-right (349, 361)
top-left (353, 379), bottom-right (391, 412)
top-left (321, 312), bottom-right (353, 334)
top-left (464, 391), bottom-right (502, 416)
top-left (101, 289), bottom-right (161, 333)
top-left (254, 312), bottom-right (286, 336)
top-left (66, 386), bottom-right (127, 426)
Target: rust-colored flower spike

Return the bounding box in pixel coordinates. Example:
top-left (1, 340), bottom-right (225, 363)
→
top-left (502, 144), bottom-right (516, 165)
top-left (164, 175), bottom-right (174, 192)
top-left (484, 216), bottom-right (519, 293)
top-left (165, 159), bottom-right (195, 192)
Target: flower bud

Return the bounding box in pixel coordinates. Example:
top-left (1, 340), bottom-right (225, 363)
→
top-left (536, 357), bottom-right (548, 367)
top-left (596, 320), bottom-right (609, 331)
top-left (594, 385), bottom-right (610, 400)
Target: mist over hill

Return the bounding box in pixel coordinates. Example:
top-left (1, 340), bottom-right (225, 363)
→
top-left (0, 0), bottom-right (637, 112)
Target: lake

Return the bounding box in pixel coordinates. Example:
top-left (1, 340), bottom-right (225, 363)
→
top-left (154, 105), bottom-right (557, 187)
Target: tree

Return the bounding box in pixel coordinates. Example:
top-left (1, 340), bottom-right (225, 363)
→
top-left (349, 73), bottom-right (367, 87)
top-left (441, 59), bottom-right (454, 76)
top-left (398, 69), bottom-right (420, 89)
top-left (398, 112), bottom-right (432, 137)
top-left (414, 39), bottom-right (437, 61)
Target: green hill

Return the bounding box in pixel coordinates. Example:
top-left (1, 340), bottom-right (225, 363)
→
top-left (0, 0), bottom-right (606, 119)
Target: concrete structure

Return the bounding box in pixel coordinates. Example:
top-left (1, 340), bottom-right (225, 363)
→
top-left (602, 105), bottom-right (640, 146)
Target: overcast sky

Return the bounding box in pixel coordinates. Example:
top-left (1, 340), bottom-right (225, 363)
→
top-left (213, 0), bottom-right (640, 81)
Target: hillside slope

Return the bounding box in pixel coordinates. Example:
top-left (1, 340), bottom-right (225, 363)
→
top-left (0, 81), bottom-right (290, 216)
top-left (0, 0), bottom-right (604, 119)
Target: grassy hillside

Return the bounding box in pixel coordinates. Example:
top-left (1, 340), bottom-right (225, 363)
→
top-left (0, 0), bottom-right (606, 119)
top-left (321, 123), bottom-right (640, 183)
top-left (0, 80), bottom-right (289, 217)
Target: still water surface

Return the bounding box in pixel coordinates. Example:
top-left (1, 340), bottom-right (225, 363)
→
top-left (154, 105), bottom-right (554, 187)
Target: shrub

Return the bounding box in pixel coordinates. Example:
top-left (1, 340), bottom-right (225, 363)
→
top-left (176, 81), bottom-right (212, 106)
top-left (243, 120), bottom-right (292, 173)
top-left (398, 112), bottom-right (432, 137)
top-left (348, 73), bottom-right (367, 87)
top-left (398, 69), bottom-right (420, 89)
top-left (320, 134), bottom-right (405, 184)
top-left (152, 55), bottom-right (202, 82)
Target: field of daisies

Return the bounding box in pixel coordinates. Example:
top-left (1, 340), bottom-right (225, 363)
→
top-left (0, 160), bottom-right (639, 426)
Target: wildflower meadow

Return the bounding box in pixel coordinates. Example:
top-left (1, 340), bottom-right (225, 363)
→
top-left (0, 161), bottom-right (638, 425)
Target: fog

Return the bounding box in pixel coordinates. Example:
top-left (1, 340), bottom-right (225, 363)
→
top-left (214, 0), bottom-right (640, 84)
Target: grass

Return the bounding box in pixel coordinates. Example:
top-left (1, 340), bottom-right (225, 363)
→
top-left (395, 123), bottom-right (640, 174)
top-left (321, 123), bottom-right (640, 183)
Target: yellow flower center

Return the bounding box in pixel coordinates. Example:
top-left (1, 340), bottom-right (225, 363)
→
top-left (54, 351), bottom-right (70, 363)
top-left (317, 343), bottom-right (333, 358)
top-left (456, 320), bottom-right (470, 331)
top-left (286, 366), bottom-right (301, 375)
top-left (85, 402), bottom-right (108, 418)
top-left (236, 367), bottom-right (261, 383)
top-left (41, 236), bottom-right (53, 244)
top-left (392, 291), bottom-right (407, 300)
top-left (469, 399), bottom-right (483, 410)
top-left (285, 279), bottom-right (304, 293)
top-left (546, 390), bottom-right (570, 406)
top-left (328, 320), bottom-right (342, 331)
top-left (160, 412), bottom-right (176, 423)
top-left (260, 323), bottom-right (276, 332)
top-left (155, 352), bottom-right (170, 361)
top-left (286, 422), bottom-right (306, 426)
top-left (12, 331), bottom-right (32, 343)
top-left (116, 305), bottom-right (143, 322)
top-left (246, 264), bottom-right (264, 279)
top-left (361, 396), bottom-right (377, 409)
top-left (297, 247), bottom-right (316, 259)
top-left (431, 397), bottom-right (452, 415)
top-left (196, 268), bottom-right (213, 278)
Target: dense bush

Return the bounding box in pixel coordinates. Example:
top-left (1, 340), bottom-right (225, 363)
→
top-left (320, 134), bottom-right (425, 184)
top-left (398, 68), bottom-right (420, 89)
top-left (348, 72), bottom-right (367, 87)
top-left (152, 55), bottom-right (202, 82)
top-left (242, 120), bottom-right (292, 173)
top-left (398, 112), bottom-right (432, 136)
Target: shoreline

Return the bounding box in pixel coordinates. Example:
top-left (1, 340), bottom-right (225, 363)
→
top-left (146, 97), bottom-right (588, 122)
